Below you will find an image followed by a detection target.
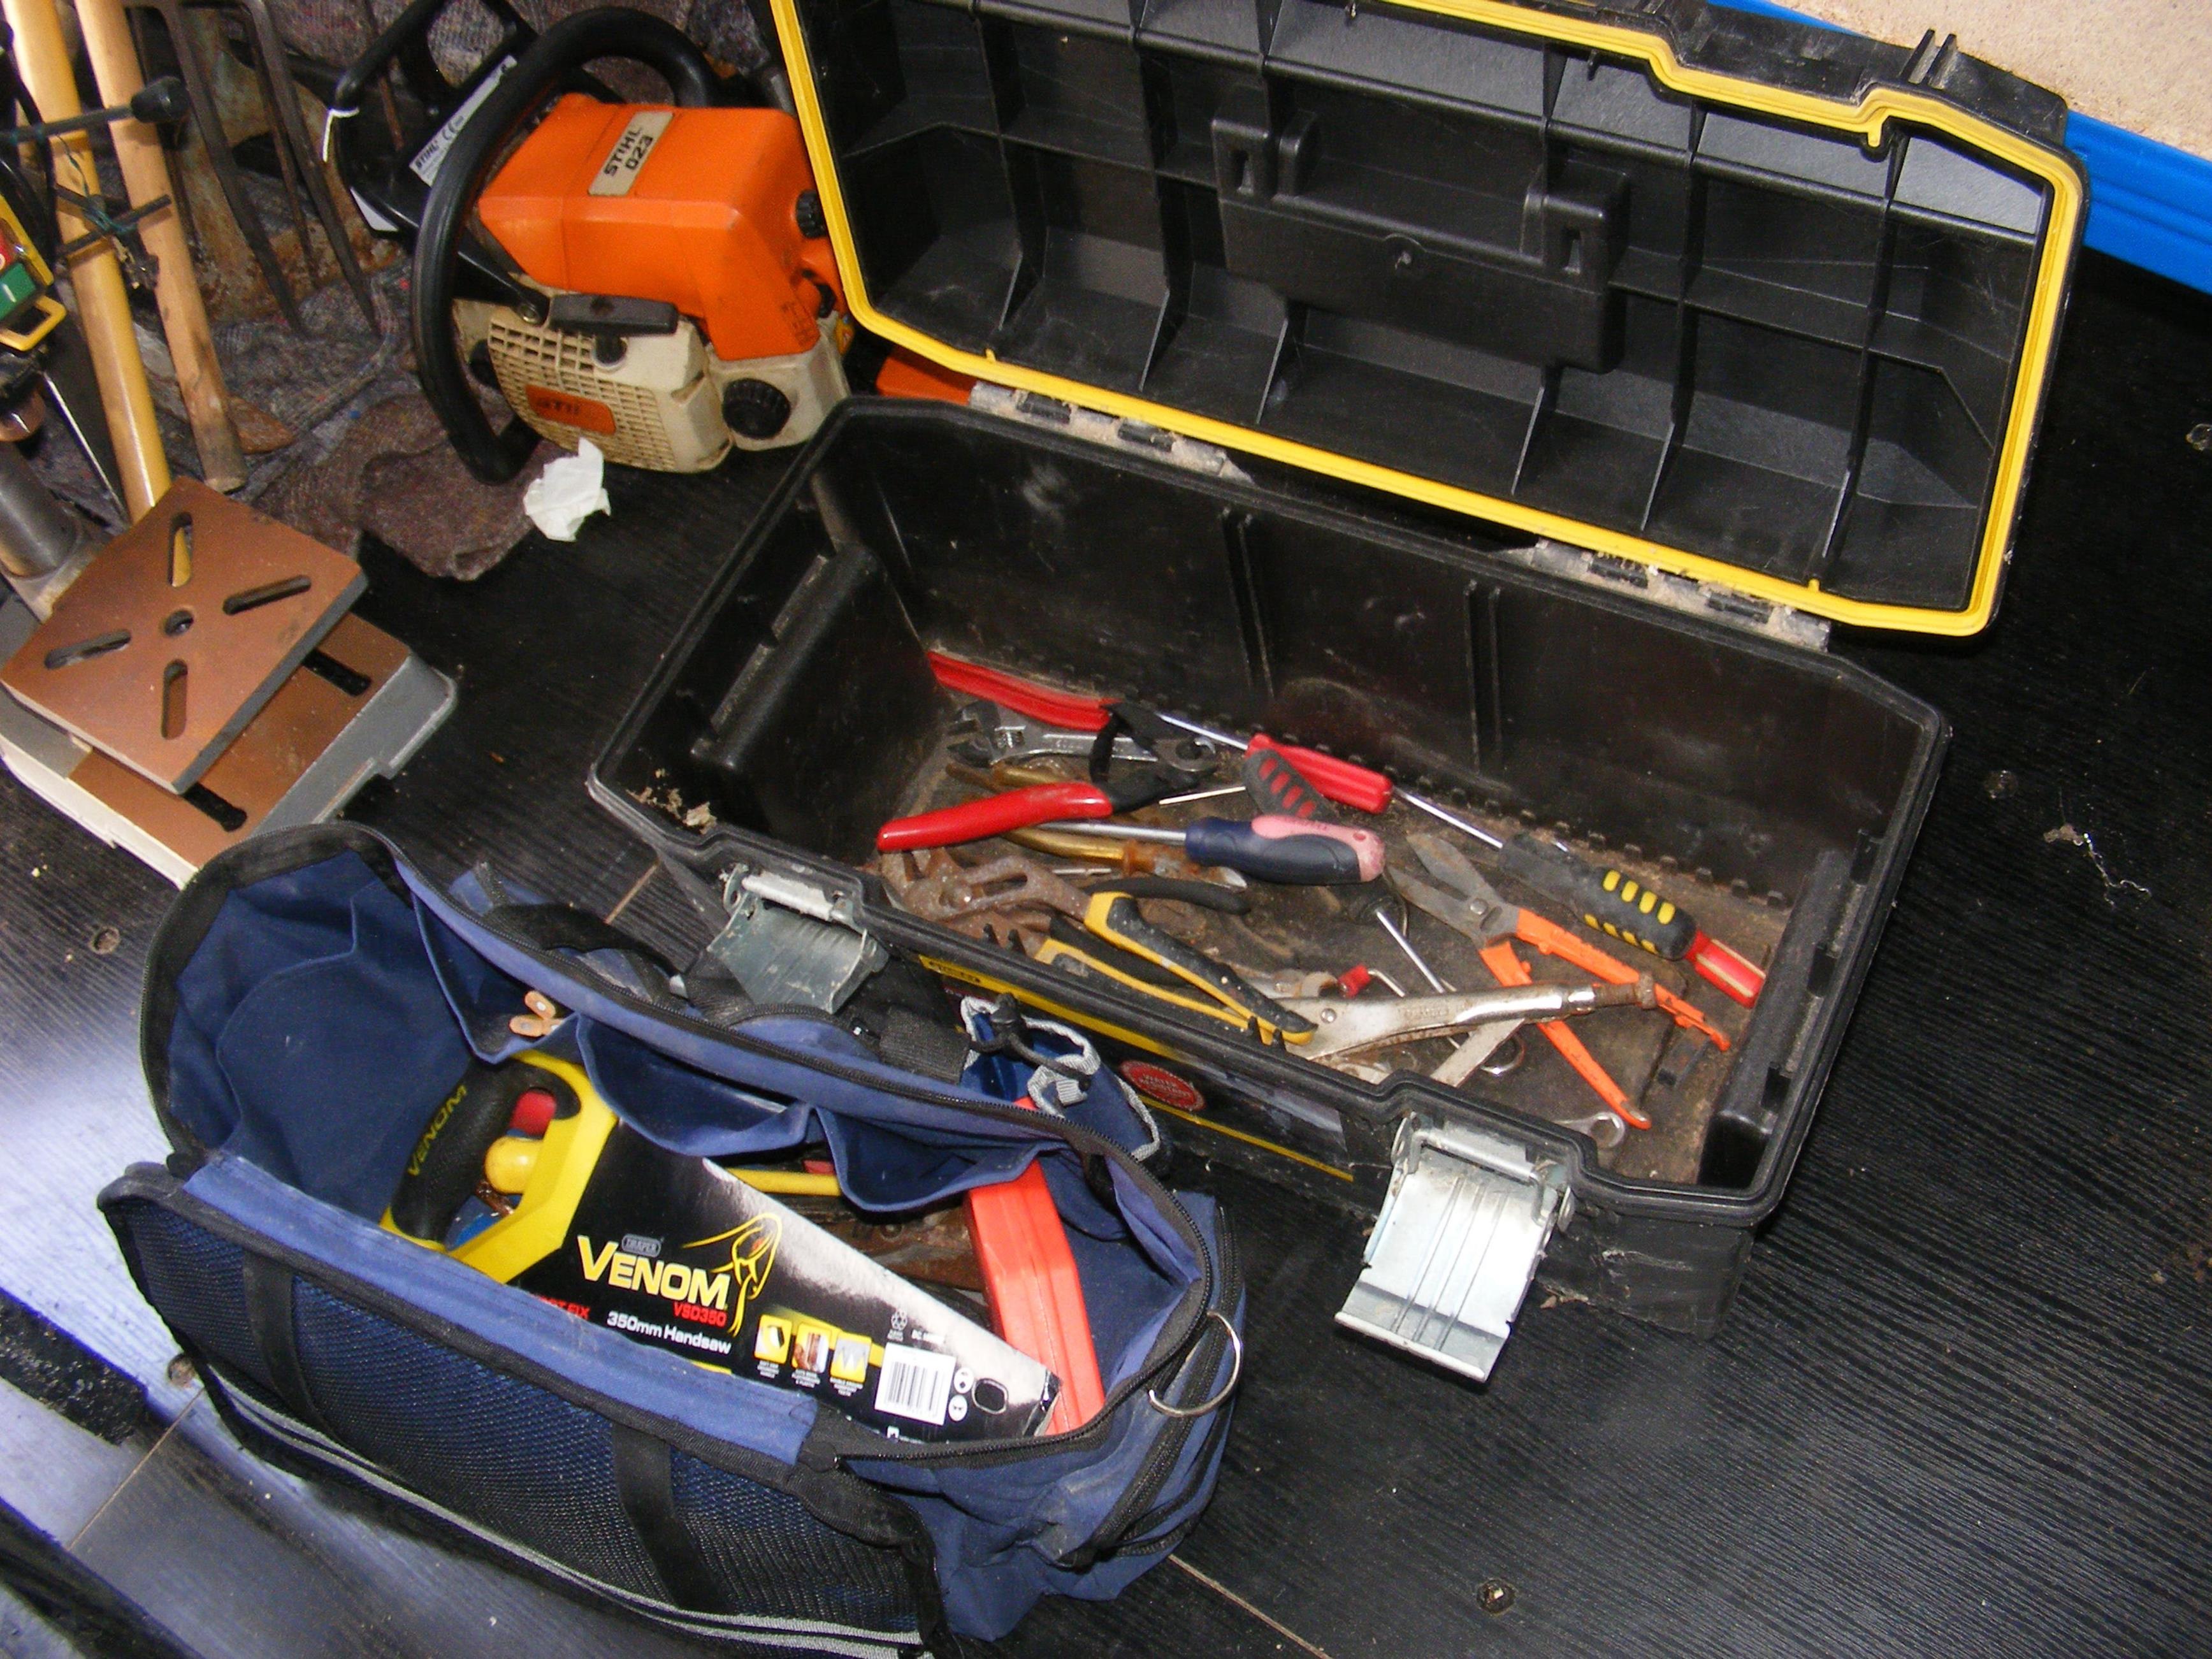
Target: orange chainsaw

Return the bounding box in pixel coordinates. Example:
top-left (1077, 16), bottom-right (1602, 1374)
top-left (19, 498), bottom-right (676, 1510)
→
top-left (331, 2), bottom-right (848, 481)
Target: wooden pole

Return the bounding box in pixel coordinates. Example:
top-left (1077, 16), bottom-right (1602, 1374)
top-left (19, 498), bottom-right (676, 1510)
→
top-left (75, 0), bottom-right (247, 490)
top-left (2, 0), bottom-right (171, 518)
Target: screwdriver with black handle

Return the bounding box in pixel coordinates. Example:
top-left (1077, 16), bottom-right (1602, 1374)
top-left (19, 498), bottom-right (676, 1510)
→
top-left (1155, 717), bottom-right (1765, 1005)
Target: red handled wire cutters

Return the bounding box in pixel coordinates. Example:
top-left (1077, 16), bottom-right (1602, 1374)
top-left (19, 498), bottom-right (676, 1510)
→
top-left (879, 701), bottom-right (1217, 852)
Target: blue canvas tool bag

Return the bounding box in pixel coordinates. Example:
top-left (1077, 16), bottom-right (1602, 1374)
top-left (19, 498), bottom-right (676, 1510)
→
top-left (101, 825), bottom-right (1243, 1655)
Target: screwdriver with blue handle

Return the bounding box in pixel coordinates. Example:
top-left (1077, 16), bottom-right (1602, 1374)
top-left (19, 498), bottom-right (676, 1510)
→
top-left (1037, 815), bottom-right (1384, 885)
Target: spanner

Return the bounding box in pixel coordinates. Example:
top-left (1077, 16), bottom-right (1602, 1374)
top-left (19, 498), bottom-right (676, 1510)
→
top-left (948, 699), bottom-right (1210, 770)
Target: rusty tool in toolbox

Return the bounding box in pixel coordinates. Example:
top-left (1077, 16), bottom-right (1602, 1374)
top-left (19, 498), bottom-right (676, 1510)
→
top-left (878, 848), bottom-right (1092, 925)
top-left (878, 847), bottom-right (1252, 955)
top-left (876, 848), bottom-right (1076, 953)
top-left (925, 653), bottom-right (1765, 1003)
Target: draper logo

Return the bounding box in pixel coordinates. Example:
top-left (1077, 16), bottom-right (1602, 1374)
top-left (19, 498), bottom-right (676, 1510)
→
top-left (577, 1215), bottom-right (780, 1329)
top-left (621, 1234), bottom-right (661, 1259)
top-left (577, 1238), bottom-right (727, 1307)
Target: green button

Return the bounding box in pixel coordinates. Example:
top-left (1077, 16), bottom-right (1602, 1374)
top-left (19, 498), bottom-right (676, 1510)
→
top-left (0, 261), bottom-right (37, 315)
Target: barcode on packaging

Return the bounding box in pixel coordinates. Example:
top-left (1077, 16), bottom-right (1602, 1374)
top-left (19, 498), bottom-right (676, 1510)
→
top-left (875, 1343), bottom-right (956, 1426)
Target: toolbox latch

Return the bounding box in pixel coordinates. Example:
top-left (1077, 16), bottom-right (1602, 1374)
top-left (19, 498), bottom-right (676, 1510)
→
top-left (1336, 1116), bottom-right (1571, 1383)
top-left (1501, 540), bottom-right (1832, 650)
top-left (699, 867), bottom-right (886, 1012)
top-left (970, 383), bottom-right (1252, 482)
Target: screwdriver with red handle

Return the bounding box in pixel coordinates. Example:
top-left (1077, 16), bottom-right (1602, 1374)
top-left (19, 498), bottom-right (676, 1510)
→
top-left (926, 653), bottom-right (1765, 1004)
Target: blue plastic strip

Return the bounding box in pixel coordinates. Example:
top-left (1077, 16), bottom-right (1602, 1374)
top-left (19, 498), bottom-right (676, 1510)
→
top-left (1716, 0), bottom-right (2212, 293)
top-left (2064, 114), bottom-right (2212, 293)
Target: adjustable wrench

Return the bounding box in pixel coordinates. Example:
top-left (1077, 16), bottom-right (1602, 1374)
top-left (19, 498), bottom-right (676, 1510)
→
top-left (949, 699), bottom-right (1192, 769)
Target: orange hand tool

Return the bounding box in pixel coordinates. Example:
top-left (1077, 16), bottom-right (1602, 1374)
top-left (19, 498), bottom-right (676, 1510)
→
top-left (1395, 834), bottom-right (1735, 1126)
top-left (1403, 832), bottom-right (1730, 1052)
top-left (966, 1163), bottom-right (1106, 1435)
top-left (1471, 935), bottom-right (1644, 1126)
top-left (1505, 909), bottom-right (1730, 1053)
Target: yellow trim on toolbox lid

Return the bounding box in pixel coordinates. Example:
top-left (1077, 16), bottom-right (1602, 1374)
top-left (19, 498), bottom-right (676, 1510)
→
top-left (769, 0), bottom-right (2083, 639)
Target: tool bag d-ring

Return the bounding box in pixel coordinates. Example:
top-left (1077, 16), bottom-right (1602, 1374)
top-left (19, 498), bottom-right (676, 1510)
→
top-left (101, 824), bottom-right (1244, 1649)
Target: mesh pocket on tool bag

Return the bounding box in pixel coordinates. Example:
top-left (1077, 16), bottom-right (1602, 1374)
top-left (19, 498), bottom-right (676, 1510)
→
top-left (120, 1203), bottom-right (274, 1390)
top-left (667, 1448), bottom-right (916, 1629)
top-left (290, 1280), bottom-right (670, 1598)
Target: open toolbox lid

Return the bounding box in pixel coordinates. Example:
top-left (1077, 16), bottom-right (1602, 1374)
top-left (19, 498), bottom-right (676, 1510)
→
top-left (769, 0), bottom-right (2082, 636)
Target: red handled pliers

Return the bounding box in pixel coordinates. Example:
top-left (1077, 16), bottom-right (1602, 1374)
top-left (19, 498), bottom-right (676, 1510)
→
top-left (879, 702), bottom-right (1218, 852)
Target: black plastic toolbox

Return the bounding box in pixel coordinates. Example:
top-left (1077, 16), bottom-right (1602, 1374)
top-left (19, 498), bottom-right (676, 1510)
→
top-left (593, 0), bottom-right (2081, 1365)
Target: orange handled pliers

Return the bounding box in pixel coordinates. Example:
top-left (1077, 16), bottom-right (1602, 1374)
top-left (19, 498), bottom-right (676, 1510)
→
top-left (1392, 832), bottom-right (1730, 1129)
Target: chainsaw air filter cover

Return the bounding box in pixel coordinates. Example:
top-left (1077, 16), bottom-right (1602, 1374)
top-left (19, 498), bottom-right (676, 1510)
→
top-left (478, 98), bottom-right (842, 362)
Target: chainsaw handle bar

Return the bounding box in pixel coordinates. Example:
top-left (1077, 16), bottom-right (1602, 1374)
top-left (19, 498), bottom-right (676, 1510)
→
top-left (330, 0), bottom-right (530, 129)
top-left (410, 8), bottom-right (726, 483)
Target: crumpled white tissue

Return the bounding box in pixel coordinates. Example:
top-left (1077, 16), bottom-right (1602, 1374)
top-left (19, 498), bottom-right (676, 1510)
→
top-left (523, 437), bottom-right (612, 541)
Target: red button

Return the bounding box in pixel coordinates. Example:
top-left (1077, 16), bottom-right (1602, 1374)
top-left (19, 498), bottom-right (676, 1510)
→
top-left (509, 1087), bottom-right (558, 1138)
